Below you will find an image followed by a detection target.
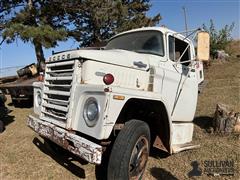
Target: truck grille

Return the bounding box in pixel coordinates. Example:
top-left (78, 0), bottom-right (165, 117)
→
top-left (41, 60), bottom-right (75, 123)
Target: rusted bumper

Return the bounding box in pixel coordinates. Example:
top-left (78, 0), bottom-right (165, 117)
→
top-left (27, 115), bottom-right (102, 164)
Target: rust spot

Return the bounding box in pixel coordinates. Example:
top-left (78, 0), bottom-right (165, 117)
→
top-left (27, 115), bottom-right (103, 164)
top-left (114, 123), bottom-right (124, 130)
top-left (153, 135), bottom-right (168, 152)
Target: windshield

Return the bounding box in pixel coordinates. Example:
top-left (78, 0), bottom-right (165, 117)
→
top-left (105, 30), bottom-right (164, 56)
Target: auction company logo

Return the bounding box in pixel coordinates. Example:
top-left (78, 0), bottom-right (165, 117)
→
top-left (203, 159), bottom-right (234, 176)
top-left (188, 159), bottom-right (235, 177)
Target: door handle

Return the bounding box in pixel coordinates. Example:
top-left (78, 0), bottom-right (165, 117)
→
top-left (133, 61), bottom-right (147, 68)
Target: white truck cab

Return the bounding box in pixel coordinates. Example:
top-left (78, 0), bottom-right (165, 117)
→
top-left (28, 26), bottom-right (209, 179)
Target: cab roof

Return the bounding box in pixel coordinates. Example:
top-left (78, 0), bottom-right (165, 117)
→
top-left (110, 26), bottom-right (187, 41)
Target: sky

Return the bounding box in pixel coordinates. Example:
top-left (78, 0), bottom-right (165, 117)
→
top-left (0, 0), bottom-right (239, 76)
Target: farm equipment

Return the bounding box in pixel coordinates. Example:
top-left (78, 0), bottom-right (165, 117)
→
top-left (0, 63), bottom-right (42, 107)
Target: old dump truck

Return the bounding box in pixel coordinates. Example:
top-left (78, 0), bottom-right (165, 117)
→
top-left (27, 27), bottom-right (209, 179)
top-left (0, 64), bottom-right (40, 107)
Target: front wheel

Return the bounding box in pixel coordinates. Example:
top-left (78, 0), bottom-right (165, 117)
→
top-left (108, 120), bottom-right (150, 180)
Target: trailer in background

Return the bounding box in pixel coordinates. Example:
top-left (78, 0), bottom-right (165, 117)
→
top-left (0, 63), bottom-right (41, 107)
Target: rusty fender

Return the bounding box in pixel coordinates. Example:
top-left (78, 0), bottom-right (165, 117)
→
top-left (27, 115), bottom-right (103, 164)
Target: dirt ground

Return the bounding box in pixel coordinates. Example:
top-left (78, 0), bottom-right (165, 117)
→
top-left (0, 58), bottom-right (239, 180)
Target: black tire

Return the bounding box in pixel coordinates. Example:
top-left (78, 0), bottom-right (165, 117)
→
top-left (12, 100), bottom-right (20, 107)
top-left (0, 120), bottom-right (4, 133)
top-left (12, 98), bottom-right (33, 108)
top-left (107, 120), bottom-right (150, 180)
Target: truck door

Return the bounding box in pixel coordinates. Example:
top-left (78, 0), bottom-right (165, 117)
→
top-left (162, 35), bottom-right (198, 122)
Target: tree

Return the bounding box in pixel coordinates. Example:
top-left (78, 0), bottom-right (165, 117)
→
top-left (203, 19), bottom-right (234, 58)
top-left (0, 0), bottom-right (161, 66)
top-left (69, 0), bottom-right (161, 47)
top-left (0, 0), bottom-right (72, 67)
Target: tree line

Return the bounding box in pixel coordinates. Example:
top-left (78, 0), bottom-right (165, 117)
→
top-left (0, 0), bottom-right (161, 65)
top-left (203, 19), bottom-right (234, 58)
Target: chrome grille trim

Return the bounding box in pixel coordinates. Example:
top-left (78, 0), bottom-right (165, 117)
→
top-left (40, 60), bottom-right (76, 124)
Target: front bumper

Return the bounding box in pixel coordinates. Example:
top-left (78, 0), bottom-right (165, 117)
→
top-left (27, 115), bottom-right (102, 164)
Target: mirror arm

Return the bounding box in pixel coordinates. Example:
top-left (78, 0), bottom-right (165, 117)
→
top-left (172, 28), bottom-right (202, 36)
top-left (174, 59), bottom-right (196, 65)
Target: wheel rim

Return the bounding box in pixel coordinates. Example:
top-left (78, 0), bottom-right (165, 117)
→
top-left (129, 135), bottom-right (149, 179)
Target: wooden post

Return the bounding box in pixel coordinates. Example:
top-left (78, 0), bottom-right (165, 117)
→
top-left (213, 103), bottom-right (240, 133)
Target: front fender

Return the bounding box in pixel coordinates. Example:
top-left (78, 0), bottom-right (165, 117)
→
top-left (102, 87), bottom-right (173, 145)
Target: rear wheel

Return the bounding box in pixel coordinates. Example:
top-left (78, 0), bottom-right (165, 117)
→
top-left (12, 98), bottom-right (33, 108)
top-left (12, 100), bottom-right (20, 107)
top-left (107, 120), bottom-right (150, 180)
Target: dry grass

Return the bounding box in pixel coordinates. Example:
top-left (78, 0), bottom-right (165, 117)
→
top-left (0, 58), bottom-right (239, 180)
top-left (225, 40), bottom-right (240, 57)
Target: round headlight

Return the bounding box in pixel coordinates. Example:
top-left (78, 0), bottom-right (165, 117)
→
top-left (35, 91), bottom-right (42, 107)
top-left (83, 97), bottom-right (99, 127)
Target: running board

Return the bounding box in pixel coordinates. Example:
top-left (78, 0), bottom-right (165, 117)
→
top-left (172, 143), bottom-right (200, 153)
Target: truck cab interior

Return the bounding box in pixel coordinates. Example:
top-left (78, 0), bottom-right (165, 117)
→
top-left (169, 36), bottom-right (191, 66)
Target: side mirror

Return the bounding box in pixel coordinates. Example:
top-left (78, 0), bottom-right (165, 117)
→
top-left (197, 32), bottom-right (210, 61)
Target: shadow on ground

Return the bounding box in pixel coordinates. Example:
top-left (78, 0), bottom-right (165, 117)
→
top-left (150, 147), bottom-right (170, 159)
top-left (1, 115), bottom-right (15, 126)
top-left (150, 167), bottom-right (178, 180)
top-left (33, 137), bottom-right (88, 178)
top-left (33, 137), bottom-right (108, 179)
top-left (193, 116), bottom-right (214, 131)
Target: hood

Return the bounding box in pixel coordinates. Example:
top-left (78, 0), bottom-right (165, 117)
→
top-left (50, 49), bottom-right (150, 71)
